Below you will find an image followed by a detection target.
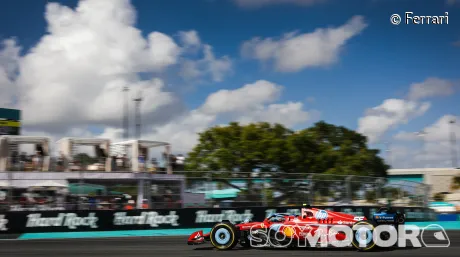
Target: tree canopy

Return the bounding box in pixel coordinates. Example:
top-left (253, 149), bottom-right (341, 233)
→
top-left (185, 121), bottom-right (389, 177)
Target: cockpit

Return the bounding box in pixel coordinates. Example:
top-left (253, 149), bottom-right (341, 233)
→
top-left (265, 213), bottom-right (299, 223)
top-left (267, 214), bottom-right (286, 223)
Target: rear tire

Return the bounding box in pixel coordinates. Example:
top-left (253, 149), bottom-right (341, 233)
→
top-left (210, 222), bottom-right (240, 250)
top-left (351, 221), bottom-right (377, 252)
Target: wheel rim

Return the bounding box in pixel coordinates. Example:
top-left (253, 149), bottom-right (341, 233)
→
top-left (355, 227), bottom-right (373, 246)
top-left (214, 228), bottom-right (231, 245)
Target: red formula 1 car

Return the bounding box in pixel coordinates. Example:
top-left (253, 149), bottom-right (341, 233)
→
top-left (187, 207), bottom-right (402, 251)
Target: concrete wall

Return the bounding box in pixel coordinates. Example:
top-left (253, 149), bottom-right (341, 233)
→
top-left (388, 168), bottom-right (460, 194)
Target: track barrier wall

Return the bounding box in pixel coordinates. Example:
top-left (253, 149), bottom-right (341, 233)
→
top-left (0, 205), bottom-right (437, 234)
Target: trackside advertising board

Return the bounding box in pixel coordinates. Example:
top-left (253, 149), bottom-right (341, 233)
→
top-left (0, 108), bottom-right (21, 135)
top-left (0, 206), bottom-right (436, 234)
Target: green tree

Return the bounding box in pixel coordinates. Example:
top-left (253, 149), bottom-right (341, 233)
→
top-left (185, 122), bottom-right (293, 201)
top-left (185, 121), bottom-right (389, 204)
top-left (74, 153), bottom-right (97, 166)
top-left (451, 176), bottom-right (460, 191)
top-left (433, 192), bottom-right (446, 202)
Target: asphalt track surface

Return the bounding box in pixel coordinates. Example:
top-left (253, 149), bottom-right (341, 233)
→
top-left (1, 232), bottom-right (459, 257)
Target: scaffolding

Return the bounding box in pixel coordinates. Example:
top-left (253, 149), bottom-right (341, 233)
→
top-left (0, 135), bottom-right (51, 171)
top-left (110, 140), bottom-right (172, 173)
top-left (56, 137), bottom-right (112, 172)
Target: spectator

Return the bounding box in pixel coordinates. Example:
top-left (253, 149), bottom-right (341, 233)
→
top-left (20, 152), bottom-right (26, 170)
top-left (10, 151), bottom-right (18, 170)
top-left (116, 155), bottom-right (123, 170)
top-left (141, 199), bottom-right (149, 209)
top-left (138, 154), bottom-right (145, 172)
top-left (175, 154), bottom-right (185, 170)
top-left (148, 158), bottom-right (157, 173)
top-left (57, 151), bottom-right (65, 171)
top-left (88, 196), bottom-right (97, 210)
top-left (124, 200), bottom-right (135, 210)
top-left (169, 154), bottom-right (177, 170)
top-left (122, 154), bottom-right (129, 169)
top-left (111, 155), bottom-right (117, 171)
top-left (32, 151), bottom-right (42, 171)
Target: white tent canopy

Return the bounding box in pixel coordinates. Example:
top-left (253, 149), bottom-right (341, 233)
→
top-left (0, 181), bottom-right (9, 188)
top-left (28, 180), bottom-right (69, 189)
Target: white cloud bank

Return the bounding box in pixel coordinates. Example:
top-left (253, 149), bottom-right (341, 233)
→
top-left (357, 77), bottom-right (456, 145)
top-left (0, 0), bottom-right (316, 155)
top-left (392, 115), bottom-right (460, 168)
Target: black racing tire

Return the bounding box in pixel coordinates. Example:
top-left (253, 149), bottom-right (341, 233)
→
top-left (209, 222), bottom-right (240, 250)
top-left (351, 221), bottom-right (377, 252)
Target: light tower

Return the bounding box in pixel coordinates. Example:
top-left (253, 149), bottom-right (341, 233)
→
top-left (133, 90), bottom-right (143, 139)
top-left (122, 87), bottom-right (129, 139)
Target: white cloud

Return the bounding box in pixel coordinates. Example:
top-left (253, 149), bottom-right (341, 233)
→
top-left (0, 39), bottom-right (21, 107)
top-left (237, 101), bottom-right (315, 127)
top-left (13, 0), bottom-right (184, 132)
top-left (233, 0), bottom-right (326, 8)
top-left (241, 15), bottom-right (367, 72)
top-left (0, 0), bottom-right (234, 137)
top-left (179, 31), bottom-right (232, 83)
top-left (408, 77), bottom-right (456, 101)
top-left (101, 80), bottom-right (315, 154)
top-left (357, 77), bottom-right (458, 145)
top-left (200, 80), bottom-right (282, 114)
top-left (395, 115), bottom-right (460, 143)
top-left (357, 99), bottom-right (430, 144)
top-left (179, 30), bottom-right (201, 47)
top-left (202, 45), bottom-right (232, 82)
top-left (15, 78), bottom-right (315, 156)
top-left (390, 116), bottom-right (460, 168)
top-left (2, 0), bottom-right (315, 157)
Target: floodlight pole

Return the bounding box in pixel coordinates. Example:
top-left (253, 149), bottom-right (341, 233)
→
top-left (122, 87), bottom-right (129, 139)
top-left (133, 92), bottom-right (143, 140)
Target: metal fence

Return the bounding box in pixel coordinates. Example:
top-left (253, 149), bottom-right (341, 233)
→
top-left (182, 171), bottom-right (430, 208)
top-left (0, 170), bottom-right (430, 211)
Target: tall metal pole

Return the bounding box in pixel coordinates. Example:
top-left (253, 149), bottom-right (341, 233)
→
top-left (449, 119), bottom-right (458, 168)
top-left (133, 91), bottom-right (143, 139)
top-left (122, 87), bottom-right (129, 139)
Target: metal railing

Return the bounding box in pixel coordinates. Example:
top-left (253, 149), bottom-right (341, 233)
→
top-left (181, 171), bottom-right (430, 208)
top-left (0, 171), bottom-right (430, 211)
top-left (3, 156), bottom-right (168, 173)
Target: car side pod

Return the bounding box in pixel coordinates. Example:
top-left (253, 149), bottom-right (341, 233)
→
top-left (351, 220), bottom-right (377, 252)
top-left (209, 221), bottom-right (240, 250)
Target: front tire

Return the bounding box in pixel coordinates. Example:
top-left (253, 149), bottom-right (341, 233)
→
top-left (210, 222), bottom-right (240, 250)
top-left (351, 221), bottom-right (377, 251)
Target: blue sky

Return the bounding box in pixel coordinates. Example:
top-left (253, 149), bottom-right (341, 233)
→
top-left (0, 0), bottom-right (459, 168)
